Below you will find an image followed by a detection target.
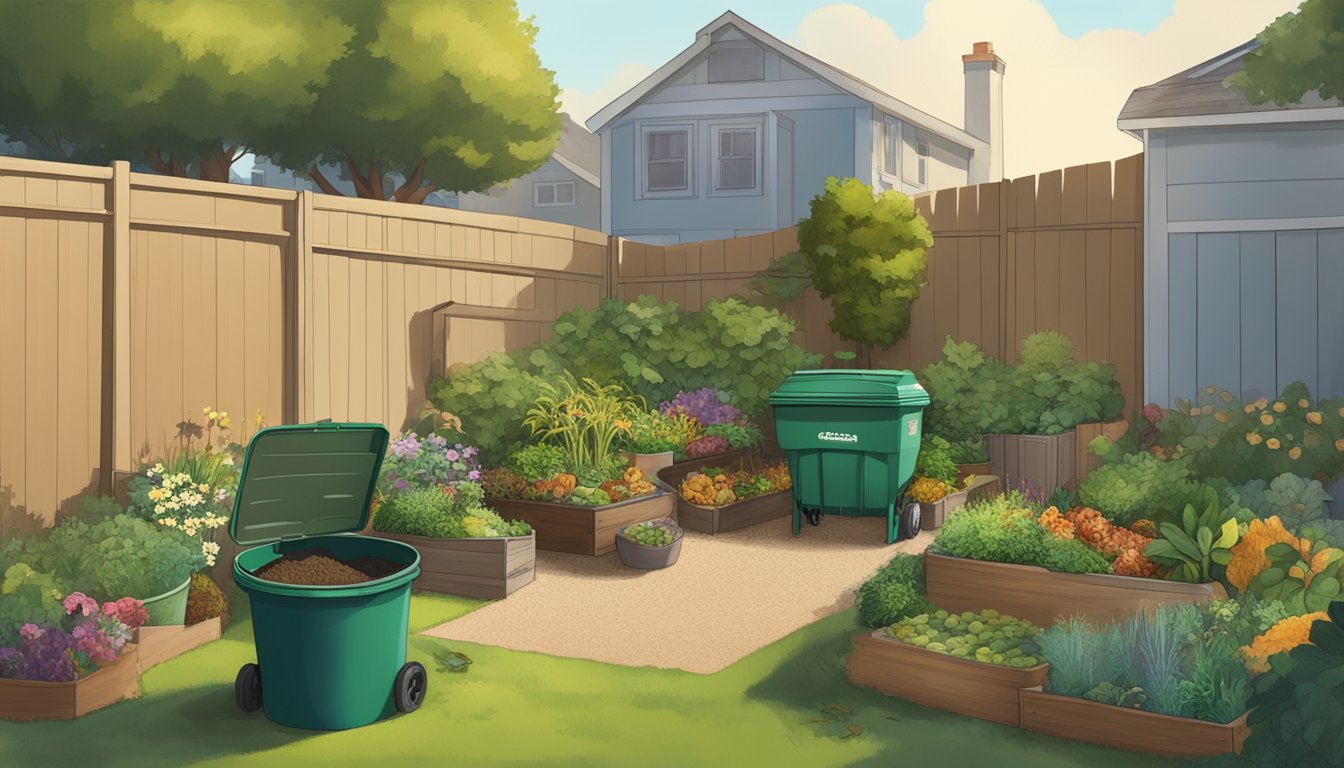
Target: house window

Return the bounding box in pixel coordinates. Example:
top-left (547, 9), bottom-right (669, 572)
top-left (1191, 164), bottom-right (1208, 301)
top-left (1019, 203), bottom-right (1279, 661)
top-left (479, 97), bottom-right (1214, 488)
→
top-left (644, 128), bottom-right (691, 194)
top-left (715, 127), bottom-right (758, 192)
top-left (882, 115), bottom-right (900, 176)
top-left (917, 140), bottom-right (929, 186)
top-left (708, 46), bottom-right (764, 83)
top-left (534, 180), bottom-right (576, 207)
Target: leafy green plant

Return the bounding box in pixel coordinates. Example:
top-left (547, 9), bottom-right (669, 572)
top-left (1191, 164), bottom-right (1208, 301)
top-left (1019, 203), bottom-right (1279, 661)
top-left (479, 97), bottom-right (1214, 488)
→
top-left (855, 554), bottom-right (930, 628)
top-left (931, 494), bottom-right (1111, 575)
top-left (945, 437), bottom-right (989, 464)
top-left (428, 352), bottom-right (559, 467)
top-left (87, 515), bottom-right (205, 601)
top-left (373, 483), bottom-right (531, 539)
top-left (1077, 450), bottom-right (1208, 526)
top-left (524, 376), bottom-right (642, 476)
top-left (1083, 682), bottom-right (1147, 709)
top-left (0, 563), bottom-right (69, 648)
top-left (1247, 538), bottom-right (1344, 613)
top-left (1038, 615), bottom-right (1131, 698)
top-left (1262, 473), bottom-right (1331, 532)
top-left (1244, 602), bottom-right (1344, 765)
top-left (506, 444), bottom-right (569, 483)
top-left (1011, 332), bottom-right (1125, 435)
top-left (1143, 499), bottom-right (1241, 583)
top-left (884, 608), bottom-right (1042, 667)
top-left (920, 337), bottom-right (1016, 442)
top-left (1177, 634), bottom-right (1252, 724)
top-left (620, 409), bottom-right (686, 454)
top-left (914, 436), bottom-right (959, 487)
top-left (702, 421), bottom-right (763, 451)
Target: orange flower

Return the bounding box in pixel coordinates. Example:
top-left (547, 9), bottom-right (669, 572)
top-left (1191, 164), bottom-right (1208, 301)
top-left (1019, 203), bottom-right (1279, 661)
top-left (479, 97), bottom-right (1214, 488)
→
top-left (1298, 399), bottom-right (1310, 408)
top-left (1244, 404), bottom-right (1257, 414)
top-left (1273, 401), bottom-right (1287, 413)
top-left (1336, 438), bottom-right (1344, 452)
top-left (1307, 411), bottom-right (1323, 425)
top-left (1289, 446), bottom-right (1303, 460)
top-left (1242, 613), bottom-right (1329, 674)
top-left (1226, 517), bottom-right (1298, 593)
top-left (1260, 413), bottom-right (1275, 426)
top-left (1214, 410), bottom-right (1230, 423)
top-left (1247, 432), bottom-right (1263, 446)
top-left (1267, 438), bottom-right (1281, 450)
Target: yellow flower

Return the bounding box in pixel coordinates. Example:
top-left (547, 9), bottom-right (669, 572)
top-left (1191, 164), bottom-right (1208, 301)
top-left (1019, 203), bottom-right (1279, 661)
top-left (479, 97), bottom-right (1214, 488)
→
top-left (1339, 406), bottom-right (1344, 418)
top-left (1260, 413), bottom-right (1274, 426)
top-left (1254, 397), bottom-right (1269, 410)
top-left (1247, 432), bottom-right (1263, 446)
top-left (1220, 391), bottom-right (1235, 404)
top-left (1336, 438), bottom-right (1344, 452)
top-left (1244, 404), bottom-right (1256, 414)
top-left (1214, 411), bottom-right (1230, 423)
top-left (1305, 411), bottom-right (1322, 425)
top-left (219, 417), bottom-right (231, 429)
top-left (198, 483), bottom-right (210, 493)
top-left (208, 410), bottom-right (219, 421)
top-left (1273, 401), bottom-right (1286, 413)
top-left (1289, 447), bottom-right (1302, 460)
top-left (1205, 385), bottom-right (1217, 395)
top-left (203, 406), bottom-right (212, 415)
top-left (1298, 399), bottom-right (1310, 408)
top-left (1267, 438), bottom-right (1281, 450)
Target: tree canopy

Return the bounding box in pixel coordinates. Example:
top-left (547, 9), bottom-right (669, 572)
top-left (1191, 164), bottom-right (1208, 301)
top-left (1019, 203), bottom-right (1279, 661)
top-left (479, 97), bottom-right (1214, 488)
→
top-left (795, 177), bottom-right (933, 360)
top-left (1232, 0), bottom-right (1344, 106)
top-left (0, 0), bottom-right (562, 201)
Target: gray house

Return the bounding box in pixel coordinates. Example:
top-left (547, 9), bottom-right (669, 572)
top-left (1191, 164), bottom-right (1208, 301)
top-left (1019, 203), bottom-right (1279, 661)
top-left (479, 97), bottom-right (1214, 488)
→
top-left (587, 11), bottom-right (1004, 244)
top-left (456, 114), bottom-right (600, 231)
top-left (1119, 40), bottom-right (1344, 408)
top-left (1120, 40), bottom-right (1344, 511)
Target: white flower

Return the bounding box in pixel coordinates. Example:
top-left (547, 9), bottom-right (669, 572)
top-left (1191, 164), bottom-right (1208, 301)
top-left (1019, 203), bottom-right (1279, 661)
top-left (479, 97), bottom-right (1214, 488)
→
top-left (222, 456), bottom-right (234, 466)
top-left (203, 541), bottom-right (221, 555)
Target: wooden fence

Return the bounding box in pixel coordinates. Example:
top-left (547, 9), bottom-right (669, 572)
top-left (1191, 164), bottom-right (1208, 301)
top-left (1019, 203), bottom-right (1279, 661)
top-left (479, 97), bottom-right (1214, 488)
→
top-left (0, 153), bottom-right (1143, 530)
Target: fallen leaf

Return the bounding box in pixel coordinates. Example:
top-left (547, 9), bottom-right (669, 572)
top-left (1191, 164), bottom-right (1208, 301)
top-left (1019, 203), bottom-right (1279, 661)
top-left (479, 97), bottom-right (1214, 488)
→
top-left (847, 724), bottom-right (863, 736)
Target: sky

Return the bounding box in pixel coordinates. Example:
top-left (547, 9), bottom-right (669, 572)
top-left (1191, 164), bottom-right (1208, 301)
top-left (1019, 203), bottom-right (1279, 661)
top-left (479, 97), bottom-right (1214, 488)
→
top-left (513, 0), bottom-right (1303, 178)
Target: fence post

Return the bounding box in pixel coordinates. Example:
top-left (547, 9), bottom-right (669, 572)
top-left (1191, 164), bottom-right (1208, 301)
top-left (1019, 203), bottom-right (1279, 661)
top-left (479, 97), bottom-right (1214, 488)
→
top-left (291, 190), bottom-right (312, 424)
top-left (607, 236), bottom-right (622, 300)
top-left (105, 160), bottom-right (132, 496)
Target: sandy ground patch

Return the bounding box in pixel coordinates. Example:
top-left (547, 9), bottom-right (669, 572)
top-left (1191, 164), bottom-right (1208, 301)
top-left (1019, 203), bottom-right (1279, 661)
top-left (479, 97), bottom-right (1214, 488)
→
top-left (421, 515), bottom-right (933, 674)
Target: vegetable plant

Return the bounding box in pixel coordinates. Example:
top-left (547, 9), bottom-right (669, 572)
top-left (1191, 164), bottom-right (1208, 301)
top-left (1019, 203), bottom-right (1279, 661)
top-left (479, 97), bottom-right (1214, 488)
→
top-left (1143, 499), bottom-right (1241, 583)
top-left (1076, 450), bottom-right (1208, 526)
top-left (884, 608), bottom-right (1043, 668)
top-left (506, 444), bottom-right (569, 483)
top-left (524, 376), bottom-right (642, 477)
top-left (620, 409), bottom-right (697, 455)
top-left (1244, 602), bottom-right (1344, 765)
top-left (855, 553), bottom-right (930, 628)
top-left (915, 435), bottom-right (959, 487)
top-left (621, 520), bottom-right (680, 548)
top-left (87, 515), bottom-right (206, 601)
top-left (931, 494), bottom-right (1111, 575)
top-left (701, 421), bottom-right (763, 451)
top-left (373, 483), bottom-right (532, 539)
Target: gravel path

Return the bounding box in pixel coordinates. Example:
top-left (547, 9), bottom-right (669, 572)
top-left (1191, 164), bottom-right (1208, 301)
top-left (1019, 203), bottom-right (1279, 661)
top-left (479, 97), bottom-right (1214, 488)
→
top-left (421, 516), bottom-right (934, 674)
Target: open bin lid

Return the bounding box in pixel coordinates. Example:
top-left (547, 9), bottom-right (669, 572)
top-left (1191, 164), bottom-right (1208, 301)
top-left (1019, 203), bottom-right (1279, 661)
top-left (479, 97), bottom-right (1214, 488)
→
top-left (229, 421), bottom-right (390, 547)
top-left (768, 369), bottom-right (930, 408)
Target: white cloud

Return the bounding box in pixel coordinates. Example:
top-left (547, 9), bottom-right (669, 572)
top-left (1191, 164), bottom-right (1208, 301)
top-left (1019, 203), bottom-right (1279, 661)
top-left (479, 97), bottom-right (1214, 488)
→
top-left (789, 0), bottom-right (1302, 178)
top-left (559, 62), bottom-right (655, 127)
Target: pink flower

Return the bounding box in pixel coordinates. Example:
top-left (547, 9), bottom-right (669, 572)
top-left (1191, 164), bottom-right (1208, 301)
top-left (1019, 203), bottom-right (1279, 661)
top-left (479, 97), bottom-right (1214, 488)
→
top-left (62, 592), bottom-right (98, 617)
top-left (19, 624), bottom-right (43, 641)
top-left (444, 449), bottom-right (461, 462)
top-left (111, 597), bottom-right (148, 629)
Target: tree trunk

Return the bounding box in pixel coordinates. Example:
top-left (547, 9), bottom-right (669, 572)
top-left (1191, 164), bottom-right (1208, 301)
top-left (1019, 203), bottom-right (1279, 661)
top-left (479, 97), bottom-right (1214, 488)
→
top-left (197, 145), bottom-right (241, 183)
top-left (307, 153), bottom-right (440, 203)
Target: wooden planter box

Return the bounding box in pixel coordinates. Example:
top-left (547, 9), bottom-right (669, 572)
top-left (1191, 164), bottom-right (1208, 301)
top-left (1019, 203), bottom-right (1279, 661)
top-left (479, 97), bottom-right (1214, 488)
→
top-left (673, 488), bottom-right (791, 534)
top-left (0, 644), bottom-right (140, 722)
top-left (924, 553), bottom-right (1228, 627)
top-left (664, 448), bottom-right (751, 480)
top-left (955, 461), bottom-right (993, 485)
top-left (848, 631), bottom-right (1048, 727)
top-left (920, 474), bottom-right (1002, 531)
top-left (132, 618), bottom-right (221, 674)
top-left (371, 531), bottom-right (535, 599)
top-left (485, 491), bottom-right (675, 556)
top-left (1019, 688), bottom-right (1249, 757)
top-left (987, 430), bottom-right (1076, 494)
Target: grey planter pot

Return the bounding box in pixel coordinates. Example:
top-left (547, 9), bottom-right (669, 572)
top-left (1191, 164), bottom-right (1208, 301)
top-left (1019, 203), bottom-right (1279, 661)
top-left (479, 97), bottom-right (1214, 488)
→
top-left (615, 518), bottom-right (683, 570)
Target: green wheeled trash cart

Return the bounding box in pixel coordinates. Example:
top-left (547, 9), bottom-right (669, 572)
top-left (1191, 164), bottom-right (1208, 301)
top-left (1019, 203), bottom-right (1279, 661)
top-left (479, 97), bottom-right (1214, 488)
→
top-left (769, 370), bottom-right (930, 544)
top-left (229, 421), bottom-right (428, 730)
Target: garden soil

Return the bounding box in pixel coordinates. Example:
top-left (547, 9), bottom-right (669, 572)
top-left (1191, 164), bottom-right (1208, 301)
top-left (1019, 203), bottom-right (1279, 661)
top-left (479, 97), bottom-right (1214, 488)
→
top-left (423, 516), bottom-right (935, 674)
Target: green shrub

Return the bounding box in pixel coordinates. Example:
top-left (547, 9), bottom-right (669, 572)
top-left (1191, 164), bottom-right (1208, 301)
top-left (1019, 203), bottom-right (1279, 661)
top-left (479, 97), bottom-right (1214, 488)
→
top-left (855, 554), bottom-right (930, 628)
top-left (920, 338), bottom-right (1015, 442)
top-left (1224, 473), bottom-right (1331, 533)
top-left (1077, 450), bottom-right (1208, 526)
top-left (0, 563), bottom-right (69, 647)
top-left (506, 444), bottom-right (569, 482)
top-left (702, 421), bottom-right (763, 451)
top-left (374, 483), bottom-right (532, 539)
top-left (1038, 615), bottom-right (1132, 698)
top-left (915, 435), bottom-right (959, 486)
top-left (931, 494), bottom-right (1111, 575)
top-left (946, 437), bottom-right (989, 464)
top-left (1244, 602), bottom-right (1344, 765)
top-left (87, 515), bottom-right (204, 601)
top-left (429, 296), bottom-right (821, 466)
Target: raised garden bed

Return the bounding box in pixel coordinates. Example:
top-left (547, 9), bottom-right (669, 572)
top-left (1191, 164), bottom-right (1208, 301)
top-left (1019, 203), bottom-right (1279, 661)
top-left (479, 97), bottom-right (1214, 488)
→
top-left (0, 644), bottom-right (140, 722)
top-left (919, 474), bottom-right (1001, 531)
top-left (132, 618), bottom-right (222, 674)
top-left (986, 430), bottom-right (1076, 494)
top-left (954, 460), bottom-right (993, 485)
top-left (372, 531), bottom-right (535, 599)
top-left (923, 553), bottom-right (1228, 627)
top-left (847, 631), bottom-right (1048, 727)
top-left (672, 488), bottom-right (791, 534)
top-left (485, 490), bottom-right (675, 556)
top-left (663, 448), bottom-right (750, 480)
top-left (1018, 687), bottom-right (1249, 757)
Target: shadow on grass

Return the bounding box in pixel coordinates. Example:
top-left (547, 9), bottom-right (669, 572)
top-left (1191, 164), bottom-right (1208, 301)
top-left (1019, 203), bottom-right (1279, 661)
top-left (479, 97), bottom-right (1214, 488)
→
top-left (743, 612), bottom-right (1211, 768)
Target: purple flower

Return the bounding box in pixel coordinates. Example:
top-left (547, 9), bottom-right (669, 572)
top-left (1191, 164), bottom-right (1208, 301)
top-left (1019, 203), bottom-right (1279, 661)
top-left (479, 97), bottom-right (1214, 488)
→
top-left (394, 479), bottom-right (411, 492)
top-left (463, 446), bottom-right (477, 458)
top-left (660, 388), bottom-right (740, 426)
top-left (0, 647), bottom-right (24, 679)
top-left (467, 469), bottom-right (481, 481)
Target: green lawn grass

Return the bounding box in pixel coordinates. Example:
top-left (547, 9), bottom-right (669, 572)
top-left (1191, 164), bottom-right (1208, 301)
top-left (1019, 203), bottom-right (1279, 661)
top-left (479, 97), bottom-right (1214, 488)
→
top-left (0, 590), bottom-right (1214, 768)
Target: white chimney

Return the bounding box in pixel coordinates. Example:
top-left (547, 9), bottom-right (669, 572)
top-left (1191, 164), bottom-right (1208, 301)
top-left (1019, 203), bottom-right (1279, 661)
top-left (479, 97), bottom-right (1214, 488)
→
top-left (963, 41), bottom-right (1005, 182)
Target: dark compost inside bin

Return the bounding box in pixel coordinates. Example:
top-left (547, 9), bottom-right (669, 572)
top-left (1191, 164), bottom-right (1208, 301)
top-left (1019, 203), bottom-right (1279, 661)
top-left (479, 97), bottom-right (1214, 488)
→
top-left (254, 546), bottom-right (404, 586)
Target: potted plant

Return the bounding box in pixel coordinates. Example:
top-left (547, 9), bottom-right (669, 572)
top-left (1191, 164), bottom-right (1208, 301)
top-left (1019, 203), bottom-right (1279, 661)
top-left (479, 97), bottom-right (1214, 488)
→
top-left (615, 518), bottom-right (683, 570)
top-left (0, 587), bottom-right (147, 722)
top-left (88, 515), bottom-right (206, 626)
top-left (372, 481), bottom-right (536, 599)
top-left (617, 408), bottom-right (698, 476)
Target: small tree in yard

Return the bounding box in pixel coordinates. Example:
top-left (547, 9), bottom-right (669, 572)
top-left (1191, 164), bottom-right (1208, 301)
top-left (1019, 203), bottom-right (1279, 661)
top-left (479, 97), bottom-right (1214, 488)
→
top-left (1232, 0), bottom-right (1344, 106)
top-left (790, 176), bottom-right (933, 367)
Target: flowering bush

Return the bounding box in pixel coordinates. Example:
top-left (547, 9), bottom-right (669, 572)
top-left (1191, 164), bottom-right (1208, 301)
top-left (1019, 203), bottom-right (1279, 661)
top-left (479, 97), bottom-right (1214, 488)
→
top-left (620, 409), bottom-right (698, 454)
top-left (1241, 611), bottom-right (1328, 674)
top-left (660, 388), bottom-right (740, 427)
top-left (378, 432), bottom-right (482, 498)
top-left (0, 592), bottom-right (146, 682)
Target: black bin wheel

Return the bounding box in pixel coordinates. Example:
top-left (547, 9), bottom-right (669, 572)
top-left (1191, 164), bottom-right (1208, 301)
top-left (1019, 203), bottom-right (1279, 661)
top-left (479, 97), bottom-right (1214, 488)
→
top-left (804, 508), bottom-right (823, 527)
top-left (902, 502), bottom-right (922, 540)
top-left (394, 661), bottom-right (428, 714)
top-left (235, 663), bottom-right (262, 713)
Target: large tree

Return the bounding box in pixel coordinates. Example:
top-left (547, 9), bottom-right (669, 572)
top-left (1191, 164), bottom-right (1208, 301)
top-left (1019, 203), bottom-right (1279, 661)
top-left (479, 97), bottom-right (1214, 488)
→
top-left (1232, 0), bottom-right (1344, 106)
top-left (257, 1), bottom-right (562, 203)
top-left (0, 0), bottom-right (351, 181)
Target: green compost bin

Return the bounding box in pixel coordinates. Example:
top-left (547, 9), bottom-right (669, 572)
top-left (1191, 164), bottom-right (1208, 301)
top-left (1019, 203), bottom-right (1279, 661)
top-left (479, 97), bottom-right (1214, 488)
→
top-left (229, 421), bottom-right (427, 731)
top-left (769, 370), bottom-right (930, 544)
